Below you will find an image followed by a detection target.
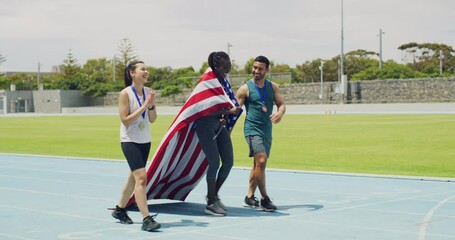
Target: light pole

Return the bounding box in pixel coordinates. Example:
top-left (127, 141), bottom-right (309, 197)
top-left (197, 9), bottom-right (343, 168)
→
top-left (340, 0), bottom-right (346, 103)
top-left (439, 50), bottom-right (444, 75)
top-left (113, 55), bottom-right (116, 82)
top-left (227, 43), bottom-right (233, 82)
top-left (378, 28), bottom-right (385, 69)
top-left (227, 42), bottom-right (233, 56)
top-left (319, 61), bottom-right (325, 100)
top-left (340, 0), bottom-right (344, 79)
top-left (37, 62), bottom-right (41, 90)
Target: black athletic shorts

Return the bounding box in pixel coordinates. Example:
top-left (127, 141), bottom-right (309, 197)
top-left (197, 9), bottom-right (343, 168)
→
top-left (121, 142), bottom-right (151, 171)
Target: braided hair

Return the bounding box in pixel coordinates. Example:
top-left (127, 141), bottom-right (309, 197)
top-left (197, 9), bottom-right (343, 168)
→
top-left (123, 60), bottom-right (144, 87)
top-left (208, 51), bottom-right (230, 78)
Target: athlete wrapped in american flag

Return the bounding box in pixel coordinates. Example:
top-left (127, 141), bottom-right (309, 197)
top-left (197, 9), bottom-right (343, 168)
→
top-left (126, 52), bottom-right (242, 215)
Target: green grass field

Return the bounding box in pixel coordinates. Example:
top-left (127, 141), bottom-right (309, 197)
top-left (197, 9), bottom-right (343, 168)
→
top-left (1, 114), bottom-right (454, 178)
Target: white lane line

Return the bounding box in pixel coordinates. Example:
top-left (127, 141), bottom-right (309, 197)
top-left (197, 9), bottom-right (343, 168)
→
top-left (361, 207), bottom-right (455, 219)
top-left (418, 195), bottom-right (455, 240)
top-left (0, 204), bottom-right (111, 223)
top-left (0, 187), bottom-right (113, 202)
top-left (0, 233), bottom-right (37, 240)
top-left (0, 173), bottom-right (119, 188)
top-left (127, 191), bottom-right (455, 240)
top-left (0, 165), bottom-right (124, 178)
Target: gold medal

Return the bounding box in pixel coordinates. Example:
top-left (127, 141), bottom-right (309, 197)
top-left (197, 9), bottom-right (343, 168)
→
top-left (262, 105), bottom-right (267, 112)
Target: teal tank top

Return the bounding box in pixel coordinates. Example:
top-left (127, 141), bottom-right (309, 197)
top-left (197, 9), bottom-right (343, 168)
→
top-left (244, 79), bottom-right (274, 138)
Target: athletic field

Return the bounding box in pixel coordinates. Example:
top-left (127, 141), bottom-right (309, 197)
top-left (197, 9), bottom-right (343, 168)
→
top-left (0, 103), bottom-right (454, 239)
top-left (1, 103), bottom-right (454, 178)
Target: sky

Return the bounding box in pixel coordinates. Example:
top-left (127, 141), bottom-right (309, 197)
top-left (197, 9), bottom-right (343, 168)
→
top-left (0, 0), bottom-right (454, 72)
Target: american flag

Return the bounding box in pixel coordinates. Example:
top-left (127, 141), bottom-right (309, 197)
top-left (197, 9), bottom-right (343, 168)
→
top-left (126, 70), bottom-right (242, 207)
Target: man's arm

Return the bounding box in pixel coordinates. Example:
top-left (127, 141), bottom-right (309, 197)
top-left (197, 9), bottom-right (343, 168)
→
top-left (270, 82), bottom-right (286, 124)
top-left (236, 84), bottom-right (248, 108)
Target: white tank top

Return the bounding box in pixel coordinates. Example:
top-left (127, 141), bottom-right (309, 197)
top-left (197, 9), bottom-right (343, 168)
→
top-left (120, 86), bottom-right (151, 143)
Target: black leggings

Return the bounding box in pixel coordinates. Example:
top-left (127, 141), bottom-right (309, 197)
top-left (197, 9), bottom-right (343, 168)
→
top-left (121, 142), bottom-right (151, 171)
top-left (195, 117), bottom-right (234, 183)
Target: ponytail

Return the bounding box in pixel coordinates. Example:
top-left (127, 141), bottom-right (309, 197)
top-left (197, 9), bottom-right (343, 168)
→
top-left (208, 52), bottom-right (217, 70)
top-left (123, 60), bottom-right (144, 87)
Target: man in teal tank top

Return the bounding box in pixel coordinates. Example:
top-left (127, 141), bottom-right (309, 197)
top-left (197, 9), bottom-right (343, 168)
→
top-left (236, 56), bottom-right (286, 211)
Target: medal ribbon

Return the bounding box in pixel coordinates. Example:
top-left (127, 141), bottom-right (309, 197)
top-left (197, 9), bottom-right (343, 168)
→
top-left (131, 85), bottom-right (146, 119)
top-left (253, 80), bottom-right (266, 108)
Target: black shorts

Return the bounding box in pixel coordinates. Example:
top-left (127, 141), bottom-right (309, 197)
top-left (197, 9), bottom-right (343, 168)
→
top-left (121, 142), bottom-right (151, 171)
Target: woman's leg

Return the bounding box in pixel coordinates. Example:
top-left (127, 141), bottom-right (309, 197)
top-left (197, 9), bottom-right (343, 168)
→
top-left (132, 167), bottom-right (150, 219)
top-left (119, 142), bottom-right (151, 218)
top-left (117, 172), bottom-right (135, 208)
top-left (195, 123), bottom-right (220, 205)
top-left (215, 127), bottom-right (233, 195)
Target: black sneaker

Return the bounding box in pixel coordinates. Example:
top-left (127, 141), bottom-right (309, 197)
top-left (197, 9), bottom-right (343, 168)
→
top-left (243, 195), bottom-right (259, 208)
top-left (260, 196), bottom-right (277, 212)
top-left (111, 205), bottom-right (133, 224)
top-left (142, 214), bottom-right (161, 231)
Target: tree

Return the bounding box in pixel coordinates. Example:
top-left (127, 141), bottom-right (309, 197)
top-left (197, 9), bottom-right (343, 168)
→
top-left (344, 49), bottom-right (379, 78)
top-left (115, 38), bottom-right (138, 79)
top-left (271, 64), bottom-right (291, 73)
top-left (79, 58), bottom-right (114, 97)
top-left (117, 38), bottom-right (138, 65)
top-left (398, 42), bottom-right (455, 75)
top-left (6, 73), bottom-right (35, 90)
top-left (294, 60), bottom-right (316, 83)
top-left (294, 59), bottom-right (338, 83)
top-left (173, 66), bottom-right (197, 88)
top-left (148, 66), bottom-right (174, 90)
top-left (243, 58), bottom-right (255, 74)
top-left (230, 60), bottom-right (241, 74)
top-left (40, 74), bottom-right (60, 90)
top-left (199, 62), bottom-right (209, 74)
top-left (0, 76), bottom-right (9, 89)
top-left (57, 49), bottom-right (83, 90)
top-left (351, 60), bottom-right (420, 80)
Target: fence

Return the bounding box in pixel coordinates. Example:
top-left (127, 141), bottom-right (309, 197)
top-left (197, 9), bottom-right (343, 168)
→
top-left (180, 72), bottom-right (292, 87)
top-left (104, 77), bottom-right (455, 106)
top-left (228, 72), bottom-right (292, 86)
top-left (0, 92), bottom-right (4, 114)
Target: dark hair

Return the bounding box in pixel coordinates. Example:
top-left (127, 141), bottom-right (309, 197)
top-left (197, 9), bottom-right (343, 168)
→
top-left (254, 55), bottom-right (270, 69)
top-left (208, 51), bottom-right (230, 71)
top-left (124, 60), bottom-right (144, 87)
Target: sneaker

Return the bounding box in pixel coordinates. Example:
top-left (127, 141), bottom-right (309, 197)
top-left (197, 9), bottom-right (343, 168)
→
top-left (215, 196), bottom-right (227, 211)
top-left (243, 195), bottom-right (259, 208)
top-left (111, 205), bottom-right (133, 224)
top-left (206, 195), bottom-right (227, 211)
top-left (260, 196), bottom-right (277, 212)
top-left (142, 214), bottom-right (161, 232)
top-left (204, 202), bottom-right (226, 216)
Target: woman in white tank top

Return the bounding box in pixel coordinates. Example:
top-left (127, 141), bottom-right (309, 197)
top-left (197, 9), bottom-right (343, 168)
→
top-left (111, 60), bottom-right (161, 232)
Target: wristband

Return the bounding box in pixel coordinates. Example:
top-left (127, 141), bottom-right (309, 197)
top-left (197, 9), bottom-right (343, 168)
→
top-left (148, 105), bottom-right (155, 110)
